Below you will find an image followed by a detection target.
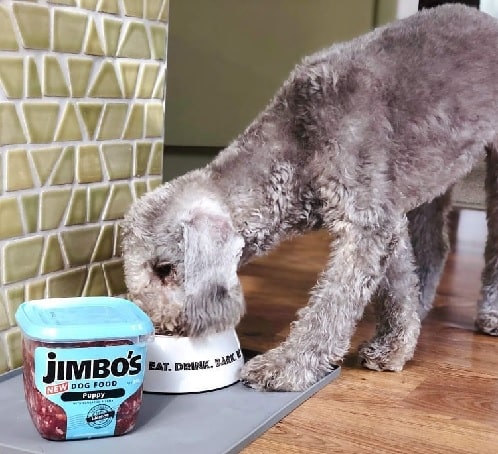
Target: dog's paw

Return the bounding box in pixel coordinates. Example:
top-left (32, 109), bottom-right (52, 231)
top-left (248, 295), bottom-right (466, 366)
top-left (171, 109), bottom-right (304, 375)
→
top-left (358, 339), bottom-right (408, 372)
top-left (240, 348), bottom-right (319, 391)
top-left (476, 311), bottom-right (498, 336)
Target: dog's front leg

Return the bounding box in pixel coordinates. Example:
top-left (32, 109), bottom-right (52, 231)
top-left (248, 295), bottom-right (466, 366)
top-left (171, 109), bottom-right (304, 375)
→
top-left (241, 219), bottom-right (400, 391)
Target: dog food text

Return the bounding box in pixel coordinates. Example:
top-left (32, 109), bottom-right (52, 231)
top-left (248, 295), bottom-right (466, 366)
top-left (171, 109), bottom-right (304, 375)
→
top-left (42, 350), bottom-right (142, 383)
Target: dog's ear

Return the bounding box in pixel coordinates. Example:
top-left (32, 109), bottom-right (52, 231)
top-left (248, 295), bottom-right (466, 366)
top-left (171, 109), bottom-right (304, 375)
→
top-left (182, 209), bottom-right (244, 300)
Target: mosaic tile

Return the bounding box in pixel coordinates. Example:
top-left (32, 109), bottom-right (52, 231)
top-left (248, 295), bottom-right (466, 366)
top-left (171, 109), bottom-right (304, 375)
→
top-left (41, 234), bottom-right (64, 274)
top-left (0, 6), bottom-right (19, 51)
top-left (2, 236), bottom-right (44, 284)
top-left (152, 69), bottom-right (165, 99)
top-left (103, 17), bottom-right (122, 57)
top-left (49, 0), bottom-right (77, 6)
top-left (134, 181), bottom-right (147, 200)
top-left (0, 342), bottom-right (8, 375)
top-left (0, 296), bottom-right (9, 331)
top-left (135, 142), bottom-right (151, 176)
top-left (0, 103), bottom-right (27, 145)
top-left (61, 226), bottom-right (100, 266)
top-left (93, 225), bottom-right (114, 261)
top-left (51, 146), bottom-right (75, 185)
top-left (89, 185), bottom-right (110, 222)
top-left (89, 61), bottom-right (122, 98)
top-left (98, 0), bottom-right (120, 15)
top-left (0, 293), bottom-right (10, 331)
top-left (0, 0), bottom-right (167, 373)
top-left (77, 145), bottom-right (102, 183)
top-left (137, 63), bottom-right (160, 98)
top-left (26, 280), bottom-right (47, 301)
top-left (30, 147), bottom-right (63, 185)
top-left (148, 177), bottom-right (162, 191)
top-left (84, 17), bottom-right (105, 56)
top-left (6, 286), bottom-right (24, 326)
top-left (78, 102), bottom-right (103, 139)
top-left (114, 223), bottom-right (122, 256)
top-left (159, 0), bottom-right (169, 23)
top-left (54, 103), bottom-right (83, 142)
top-left (26, 57), bottom-right (42, 98)
top-left (0, 295), bottom-right (7, 319)
top-left (102, 143), bottom-right (133, 179)
top-left (145, 102), bottom-right (164, 138)
top-left (123, 0), bottom-right (143, 18)
top-left (40, 188), bottom-right (71, 230)
top-left (119, 61), bottom-right (140, 98)
top-left (13, 2), bottom-right (50, 50)
top-left (21, 194), bottom-right (39, 234)
top-left (96, 103), bottom-right (128, 140)
top-left (0, 198), bottom-right (23, 240)
top-left (103, 183), bottom-right (133, 220)
top-left (117, 21), bottom-right (150, 59)
top-left (5, 149), bottom-right (34, 191)
top-left (83, 264), bottom-right (108, 296)
top-left (47, 268), bottom-right (87, 298)
top-left (145, 0), bottom-right (163, 20)
top-left (0, 57), bottom-right (24, 99)
top-left (103, 260), bottom-right (127, 295)
top-left (43, 56), bottom-right (70, 97)
top-left (150, 24), bottom-right (167, 61)
top-left (149, 141), bottom-right (163, 175)
top-left (68, 57), bottom-right (93, 97)
top-left (65, 188), bottom-right (87, 225)
top-left (123, 103), bottom-right (144, 139)
top-left (79, 0), bottom-right (98, 10)
top-left (23, 102), bottom-right (59, 143)
top-left (53, 9), bottom-right (87, 53)
top-left (5, 327), bottom-right (22, 369)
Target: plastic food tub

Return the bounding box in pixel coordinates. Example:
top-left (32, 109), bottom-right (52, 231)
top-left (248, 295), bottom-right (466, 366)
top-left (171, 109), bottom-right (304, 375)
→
top-left (15, 297), bottom-right (154, 441)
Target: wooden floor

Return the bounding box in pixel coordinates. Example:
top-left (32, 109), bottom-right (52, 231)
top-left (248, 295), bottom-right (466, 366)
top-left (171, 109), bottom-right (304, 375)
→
top-left (236, 210), bottom-right (498, 454)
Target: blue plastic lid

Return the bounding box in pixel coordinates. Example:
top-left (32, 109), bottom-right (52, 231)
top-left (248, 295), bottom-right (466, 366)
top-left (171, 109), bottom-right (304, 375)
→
top-left (15, 297), bottom-right (154, 342)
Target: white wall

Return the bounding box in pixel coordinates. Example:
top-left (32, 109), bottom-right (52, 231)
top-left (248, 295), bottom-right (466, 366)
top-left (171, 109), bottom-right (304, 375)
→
top-left (481, 0), bottom-right (498, 17)
top-left (395, 0), bottom-right (418, 19)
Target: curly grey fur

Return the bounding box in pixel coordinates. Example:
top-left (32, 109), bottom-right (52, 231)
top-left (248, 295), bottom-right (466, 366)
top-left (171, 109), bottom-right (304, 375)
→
top-left (122, 5), bottom-right (498, 391)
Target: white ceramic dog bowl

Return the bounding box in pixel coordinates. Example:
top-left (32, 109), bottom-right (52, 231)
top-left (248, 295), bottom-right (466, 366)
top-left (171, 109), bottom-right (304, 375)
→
top-left (143, 329), bottom-right (244, 393)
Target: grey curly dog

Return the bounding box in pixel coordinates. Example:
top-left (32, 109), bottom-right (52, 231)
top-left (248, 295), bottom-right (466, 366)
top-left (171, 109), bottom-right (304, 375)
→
top-left (122, 5), bottom-right (498, 391)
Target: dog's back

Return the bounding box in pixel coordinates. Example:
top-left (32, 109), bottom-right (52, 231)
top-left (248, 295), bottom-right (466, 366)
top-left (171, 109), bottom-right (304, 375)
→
top-left (212, 4), bottom-right (498, 214)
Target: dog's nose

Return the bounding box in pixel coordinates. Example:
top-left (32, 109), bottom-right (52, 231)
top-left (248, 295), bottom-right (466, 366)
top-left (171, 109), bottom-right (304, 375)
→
top-left (152, 262), bottom-right (175, 282)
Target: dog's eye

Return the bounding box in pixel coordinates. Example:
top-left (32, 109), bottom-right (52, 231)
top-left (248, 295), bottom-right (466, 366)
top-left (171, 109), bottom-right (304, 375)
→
top-left (153, 262), bottom-right (175, 281)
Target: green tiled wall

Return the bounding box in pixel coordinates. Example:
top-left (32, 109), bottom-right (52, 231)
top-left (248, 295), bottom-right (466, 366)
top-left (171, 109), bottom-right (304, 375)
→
top-left (0, 0), bottom-right (168, 374)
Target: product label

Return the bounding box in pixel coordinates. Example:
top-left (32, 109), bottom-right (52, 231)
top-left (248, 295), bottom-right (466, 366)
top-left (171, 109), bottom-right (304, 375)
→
top-left (34, 345), bottom-right (146, 439)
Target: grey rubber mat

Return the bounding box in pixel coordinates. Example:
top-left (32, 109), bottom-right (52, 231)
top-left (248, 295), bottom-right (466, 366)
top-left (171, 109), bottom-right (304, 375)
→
top-left (0, 365), bottom-right (340, 454)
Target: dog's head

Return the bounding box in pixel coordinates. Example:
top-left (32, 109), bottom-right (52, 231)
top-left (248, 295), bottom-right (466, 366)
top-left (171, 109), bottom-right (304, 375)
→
top-left (121, 171), bottom-right (245, 337)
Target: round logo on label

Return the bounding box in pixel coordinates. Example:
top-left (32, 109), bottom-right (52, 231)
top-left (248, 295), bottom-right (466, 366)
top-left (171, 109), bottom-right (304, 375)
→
top-left (86, 404), bottom-right (115, 429)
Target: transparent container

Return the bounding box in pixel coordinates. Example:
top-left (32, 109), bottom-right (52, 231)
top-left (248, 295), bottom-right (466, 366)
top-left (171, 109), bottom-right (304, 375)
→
top-left (15, 297), bottom-right (154, 441)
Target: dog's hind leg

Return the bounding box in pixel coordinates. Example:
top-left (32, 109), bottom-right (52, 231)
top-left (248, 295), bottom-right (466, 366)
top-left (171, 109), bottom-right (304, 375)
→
top-left (407, 190), bottom-right (452, 319)
top-left (358, 221), bottom-right (421, 371)
top-left (477, 145), bottom-right (498, 335)
top-left (240, 214), bottom-right (409, 390)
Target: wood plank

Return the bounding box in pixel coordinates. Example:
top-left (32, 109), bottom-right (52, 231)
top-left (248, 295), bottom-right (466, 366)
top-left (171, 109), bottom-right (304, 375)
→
top-left (237, 211), bottom-right (498, 453)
